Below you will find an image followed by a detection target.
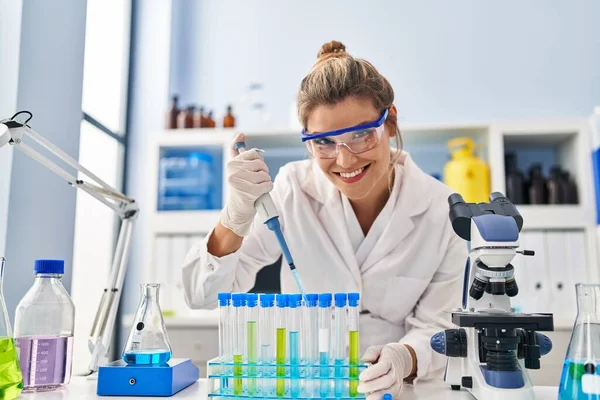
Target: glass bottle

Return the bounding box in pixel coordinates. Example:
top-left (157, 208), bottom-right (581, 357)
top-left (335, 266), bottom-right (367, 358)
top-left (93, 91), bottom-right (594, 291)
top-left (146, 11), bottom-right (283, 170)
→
top-left (223, 105), bottom-right (235, 128)
top-left (559, 284), bottom-right (600, 399)
top-left (122, 283), bottom-right (172, 365)
top-left (563, 171), bottom-right (579, 204)
top-left (193, 106), bottom-right (203, 128)
top-left (14, 259), bottom-right (74, 393)
top-left (207, 111), bottom-right (216, 128)
top-left (165, 95), bottom-right (179, 129)
top-left (528, 164), bottom-right (548, 204)
top-left (0, 258), bottom-right (23, 400)
top-left (548, 166), bottom-right (565, 204)
top-left (505, 153), bottom-right (526, 204)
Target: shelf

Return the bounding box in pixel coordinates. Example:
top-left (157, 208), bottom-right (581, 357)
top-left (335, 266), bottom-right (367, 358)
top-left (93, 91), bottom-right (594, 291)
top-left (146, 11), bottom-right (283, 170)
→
top-left (518, 205), bottom-right (592, 230)
top-left (153, 210), bottom-right (221, 234)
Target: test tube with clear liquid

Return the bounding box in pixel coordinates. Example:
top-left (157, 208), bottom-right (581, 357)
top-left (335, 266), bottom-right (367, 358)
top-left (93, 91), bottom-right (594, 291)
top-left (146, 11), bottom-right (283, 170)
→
top-left (318, 293), bottom-right (332, 398)
top-left (288, 294), bottom-right (303, 398)
top-left (217, 293), bottom-right (231, 393)
top-left (348, 293), bottom-right (360, 397)
top-left (231, 293), bottom-right (246, 396)
top-left (259, 294), bottom-right (275, 396)
top-left (303, 294), bottom-right (319, 398)
top-left (246, 293), bottom-right (258, 396)
top-left (275, 294), bottom-right (288, 397)
top-left (334, 293), bottom-right (348, 398)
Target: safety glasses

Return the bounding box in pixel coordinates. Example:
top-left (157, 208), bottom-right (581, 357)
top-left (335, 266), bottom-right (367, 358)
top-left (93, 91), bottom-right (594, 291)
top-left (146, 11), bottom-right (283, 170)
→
top-left (301, 109), bottom-right (388, 159)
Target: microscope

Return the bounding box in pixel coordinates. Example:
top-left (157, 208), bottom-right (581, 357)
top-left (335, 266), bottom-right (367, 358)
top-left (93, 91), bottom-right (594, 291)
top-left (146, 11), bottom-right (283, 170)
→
top-left (431, 192), bottom-right (554, 400)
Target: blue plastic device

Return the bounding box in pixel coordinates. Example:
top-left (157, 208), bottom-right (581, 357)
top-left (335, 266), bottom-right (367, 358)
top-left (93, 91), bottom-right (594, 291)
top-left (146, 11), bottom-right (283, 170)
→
top-left (97, 358), bottom-right (199, 396)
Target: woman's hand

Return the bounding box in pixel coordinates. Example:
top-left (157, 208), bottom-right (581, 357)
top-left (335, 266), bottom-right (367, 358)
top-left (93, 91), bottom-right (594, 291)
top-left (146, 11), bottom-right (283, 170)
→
top-left (220, 133), bottom-right (274, 237)
top-left (358, 343), bottom-right (415, 400)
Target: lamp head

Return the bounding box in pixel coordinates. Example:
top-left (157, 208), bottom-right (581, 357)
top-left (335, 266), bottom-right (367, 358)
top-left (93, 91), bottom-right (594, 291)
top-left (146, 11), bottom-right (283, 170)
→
top-left (0, 121), bottom-right (11, 148)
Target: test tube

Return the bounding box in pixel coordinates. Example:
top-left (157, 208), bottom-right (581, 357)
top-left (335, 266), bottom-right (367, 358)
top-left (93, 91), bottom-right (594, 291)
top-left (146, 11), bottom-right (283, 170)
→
top-left (334, 293), bottom-right (348, 398)
top-left (318, 293), bottom-right (332, 398)
top-left (246, 293), bottom-right (258, 396)
top-left (303, 294), bottom-right (319, 397)
top-left (348, 293), bottom-right (360, 397)
top-left (259, 294), bottom-right (275, 396)
top-left (288, 294), bottom-right (303, 398)
top-left (232, 293), bottom-right (246, 395)
top-left (276, 294), bottom-right (288, 397)
top-left (217, 293), bottom-right (231, 393)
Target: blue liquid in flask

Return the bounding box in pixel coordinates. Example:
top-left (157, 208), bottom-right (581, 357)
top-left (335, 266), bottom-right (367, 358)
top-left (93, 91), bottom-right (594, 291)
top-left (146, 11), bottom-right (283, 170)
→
top-left (559, 359), bottom-right (600, 399)
top-left (123, 350), bottom-right (172, 365)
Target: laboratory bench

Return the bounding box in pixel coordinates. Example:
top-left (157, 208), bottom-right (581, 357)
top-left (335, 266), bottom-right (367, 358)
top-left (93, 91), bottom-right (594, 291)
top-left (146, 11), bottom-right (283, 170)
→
top-left (19, 377), bottom-right (559, 399)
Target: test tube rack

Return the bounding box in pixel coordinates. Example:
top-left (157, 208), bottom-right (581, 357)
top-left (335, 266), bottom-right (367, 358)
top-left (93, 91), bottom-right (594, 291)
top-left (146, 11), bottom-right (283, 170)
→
top-left (206, 358), bottom-right (368, 399)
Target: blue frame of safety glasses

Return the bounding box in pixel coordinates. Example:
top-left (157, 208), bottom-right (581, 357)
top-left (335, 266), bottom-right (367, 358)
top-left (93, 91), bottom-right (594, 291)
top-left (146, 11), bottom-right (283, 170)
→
top-left (300, 109), bottom-right (388, 142)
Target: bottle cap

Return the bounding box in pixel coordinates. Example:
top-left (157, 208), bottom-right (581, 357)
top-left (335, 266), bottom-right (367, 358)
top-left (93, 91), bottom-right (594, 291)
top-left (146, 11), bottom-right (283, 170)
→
top-left (318, 293), bottom-right (332, 308)
top-left (246, 293), bottom-right (258, 307)
top-left (34, 259), bottom-right (64, 275)
top-left (217, 293), bottom-right (231, 307)
top-left (276, 293), bottom-right (288, 308)
top-left (288, 294), bottom-right (302, 308)
top-left (232, 293), bottom-right (245, 307)
top-left (305, 294), bottom-right (318, 307)
top-left (335, 293), bottom-right (347, 307)
top-left (260, 293), bottom-right (275, 307)
top-left (348, 292), bottom-right (360, 307)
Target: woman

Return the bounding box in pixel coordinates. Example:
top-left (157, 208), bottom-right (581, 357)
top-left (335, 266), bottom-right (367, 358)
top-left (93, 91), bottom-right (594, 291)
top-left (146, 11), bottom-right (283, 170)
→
top-left (182, 40), bottom-right (466, 398)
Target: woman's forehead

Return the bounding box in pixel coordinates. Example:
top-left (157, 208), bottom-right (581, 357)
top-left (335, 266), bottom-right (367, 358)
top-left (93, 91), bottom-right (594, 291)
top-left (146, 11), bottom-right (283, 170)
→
top-left (307, 98), bottom-right (379, 134)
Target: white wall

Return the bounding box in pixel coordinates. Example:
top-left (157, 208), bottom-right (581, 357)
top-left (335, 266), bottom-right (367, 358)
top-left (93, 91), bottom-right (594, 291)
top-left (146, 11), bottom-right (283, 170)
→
top-left (170, 0), bottom-right (600, 127)
top-left (1, 0), bottom-right (87, 322)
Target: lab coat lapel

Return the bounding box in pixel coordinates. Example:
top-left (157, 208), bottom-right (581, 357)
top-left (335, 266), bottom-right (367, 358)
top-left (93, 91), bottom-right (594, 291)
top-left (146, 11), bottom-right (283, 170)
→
top-left (360, 153), bottom-right (433, 274)
top-left (302, 162), bottom-right (363, 290)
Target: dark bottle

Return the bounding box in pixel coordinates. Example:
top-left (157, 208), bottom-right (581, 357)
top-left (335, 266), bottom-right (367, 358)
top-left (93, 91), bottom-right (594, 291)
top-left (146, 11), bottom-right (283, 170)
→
top-left (199, 107), bottom-right (209, 128)
top-left (562, 171), bottom-right (579, 204)
top-left (547, 166), bottom-right (565, 204)
top-left (165, 95), bottom-right (179, 129)
top-left (177, 105), bottom-right (195, 129)
top-left (223, 105), bottom-right (235, 128)
top-left (193, 106), bottom-right (203, 128)
top-left (505, 153), bottom-right (526, 204)
top-left (528, 164), bottom-right (548, 204)
top-left (207, 110), bottom-right (216, 128)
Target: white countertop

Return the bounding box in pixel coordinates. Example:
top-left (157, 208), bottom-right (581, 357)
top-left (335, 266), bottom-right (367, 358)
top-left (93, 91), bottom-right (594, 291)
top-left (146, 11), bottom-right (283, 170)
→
top-left (18, 377), bottom-right (559, 399)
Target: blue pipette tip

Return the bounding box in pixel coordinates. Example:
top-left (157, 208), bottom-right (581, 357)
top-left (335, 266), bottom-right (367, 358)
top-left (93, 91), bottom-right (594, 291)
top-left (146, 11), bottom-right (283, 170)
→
top-left (383, 394), bottom-right (392, 400)
top-left (234, 141), bottom-right (246, 151)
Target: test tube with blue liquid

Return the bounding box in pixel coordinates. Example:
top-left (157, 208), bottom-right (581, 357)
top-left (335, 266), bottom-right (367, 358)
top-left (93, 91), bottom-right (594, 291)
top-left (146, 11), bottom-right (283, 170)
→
top-left (259, 294), bottom-right (275, 396)
top-left (218, 293), bottom-right (232, 393)
top-left (348, 293), bottom-right (360, 397)
top-left (334, 293), bottom-right (348, 398)
top-left (304, 294), bottom-right (319, 397)
top-left (318, 293), bottom-right (332, 398)
top-left (231, 293), bottom-right (246, 395)
top-left (246, 293), bottom-right (258, 396)
top-left (288, 294), bottom-right (303, 398)
top-left (276, 294), bottom-right (288, 397)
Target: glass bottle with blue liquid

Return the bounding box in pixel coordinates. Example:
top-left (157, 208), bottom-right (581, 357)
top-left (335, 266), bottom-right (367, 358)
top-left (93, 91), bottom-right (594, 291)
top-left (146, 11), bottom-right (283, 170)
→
top-left (559, 284), bottom-right (600, 399)
top-left (122, 283), bottom-right (172, 365)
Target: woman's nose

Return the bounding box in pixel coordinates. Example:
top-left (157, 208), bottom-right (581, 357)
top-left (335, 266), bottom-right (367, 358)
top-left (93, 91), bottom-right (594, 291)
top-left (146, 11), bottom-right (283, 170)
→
top-left (336, 145), bottom-right (357, 169)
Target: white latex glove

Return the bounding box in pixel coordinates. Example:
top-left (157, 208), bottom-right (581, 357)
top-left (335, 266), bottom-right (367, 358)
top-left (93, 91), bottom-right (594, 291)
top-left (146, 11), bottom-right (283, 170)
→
top-left (220, 133), bottom-right (274, 237)
top-left (358, 343), bottom-right (414, 400)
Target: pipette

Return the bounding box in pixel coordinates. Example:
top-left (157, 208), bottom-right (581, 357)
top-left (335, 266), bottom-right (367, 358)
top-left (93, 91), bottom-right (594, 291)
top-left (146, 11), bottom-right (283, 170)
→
top-left (233, 142), bottom-right (307, 297)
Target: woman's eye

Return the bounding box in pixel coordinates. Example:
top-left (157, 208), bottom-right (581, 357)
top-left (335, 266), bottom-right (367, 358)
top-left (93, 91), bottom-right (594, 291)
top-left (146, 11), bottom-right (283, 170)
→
top-left (315, 138), bottom-right (334, 146)
top-left (353, 129), bottom-right (374, 139)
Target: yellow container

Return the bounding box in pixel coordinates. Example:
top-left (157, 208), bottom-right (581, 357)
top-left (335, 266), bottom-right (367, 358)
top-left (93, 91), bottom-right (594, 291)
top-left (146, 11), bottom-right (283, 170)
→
top-left (443, 137), bottom-right (490, 203)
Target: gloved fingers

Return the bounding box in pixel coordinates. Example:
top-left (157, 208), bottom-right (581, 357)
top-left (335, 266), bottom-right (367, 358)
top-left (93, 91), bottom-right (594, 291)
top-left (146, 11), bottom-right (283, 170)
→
top-left (228, 176), bottom-right (273, 194)
top-left (237, 158), bottom-right (270, 174)
top-left (359, 357), bottom-right (391, 383)
top-left (361, 345), bottom-right (384, 363)
top-left (365, 381), bottom-right (403, 400)
top-left (230, 133), bottom-right (246, 157)
top-left (357, 368), bottom-right (395, 394)
top-left (231, 170), bottom-right (271, 185)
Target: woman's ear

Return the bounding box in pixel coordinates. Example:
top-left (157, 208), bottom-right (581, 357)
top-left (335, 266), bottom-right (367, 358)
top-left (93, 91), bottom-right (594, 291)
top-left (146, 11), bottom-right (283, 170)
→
top-left (386, 105), bottom-right (398, 139)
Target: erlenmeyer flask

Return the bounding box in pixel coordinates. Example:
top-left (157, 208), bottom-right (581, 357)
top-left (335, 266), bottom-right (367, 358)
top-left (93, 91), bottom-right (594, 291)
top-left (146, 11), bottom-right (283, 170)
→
top-left (559, 284), bottom-right (600, 399)
top-left (0, 258), bottom-right (24, 400)
top-left (122, 283), bottom-right (172, 365)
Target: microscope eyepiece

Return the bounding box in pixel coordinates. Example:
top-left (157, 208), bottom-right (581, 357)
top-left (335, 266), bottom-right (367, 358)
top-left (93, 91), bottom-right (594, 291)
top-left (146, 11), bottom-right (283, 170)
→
top-left (448, 193), bottom-right (465, 208)
top-left (489, 192), bottom-right (509, 203)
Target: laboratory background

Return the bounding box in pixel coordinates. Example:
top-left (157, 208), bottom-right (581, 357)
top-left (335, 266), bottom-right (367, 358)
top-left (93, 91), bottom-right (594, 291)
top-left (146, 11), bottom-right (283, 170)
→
top-left (1, 0), bottom-right (600, 398)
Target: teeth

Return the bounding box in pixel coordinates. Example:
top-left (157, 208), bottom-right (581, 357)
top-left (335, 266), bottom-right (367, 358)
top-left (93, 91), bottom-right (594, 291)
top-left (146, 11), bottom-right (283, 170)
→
top-left (340, 167), bottom-right (364, 179)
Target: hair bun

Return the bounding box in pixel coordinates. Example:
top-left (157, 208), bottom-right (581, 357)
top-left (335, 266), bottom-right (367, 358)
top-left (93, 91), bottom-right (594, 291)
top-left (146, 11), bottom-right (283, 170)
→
top-left (317, 40), bottom-right (347, 59)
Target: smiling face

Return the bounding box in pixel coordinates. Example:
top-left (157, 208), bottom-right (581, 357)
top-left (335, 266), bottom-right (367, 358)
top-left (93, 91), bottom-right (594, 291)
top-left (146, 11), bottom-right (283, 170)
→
top-left (305, 97), bottom-right (393, 201)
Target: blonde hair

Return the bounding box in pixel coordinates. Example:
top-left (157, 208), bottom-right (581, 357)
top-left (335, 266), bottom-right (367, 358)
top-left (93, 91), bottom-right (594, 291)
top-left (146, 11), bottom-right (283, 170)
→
top-left (297, 40), bottom-right (402, 164)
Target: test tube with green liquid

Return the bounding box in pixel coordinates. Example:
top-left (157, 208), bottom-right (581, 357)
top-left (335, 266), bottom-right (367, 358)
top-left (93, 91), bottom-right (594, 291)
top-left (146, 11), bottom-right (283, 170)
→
top-left (231, 293), bottom-right (246, 396)
top-left (348, 293), bottom-right (360, 397)
top-left (275, 294), bottom-right (288, 397)
top-left (246, 293), bottom-right (258, 396)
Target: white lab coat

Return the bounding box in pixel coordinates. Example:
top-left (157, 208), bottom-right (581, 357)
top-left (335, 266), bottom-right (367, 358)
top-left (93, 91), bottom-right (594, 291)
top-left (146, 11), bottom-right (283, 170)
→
top-left (182, 152), bottom-right (467, 380)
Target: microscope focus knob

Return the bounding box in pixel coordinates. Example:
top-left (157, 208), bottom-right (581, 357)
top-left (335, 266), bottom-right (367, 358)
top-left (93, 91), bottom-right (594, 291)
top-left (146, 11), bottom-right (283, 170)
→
top-left (431, 329), bottom-right (467, 358)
